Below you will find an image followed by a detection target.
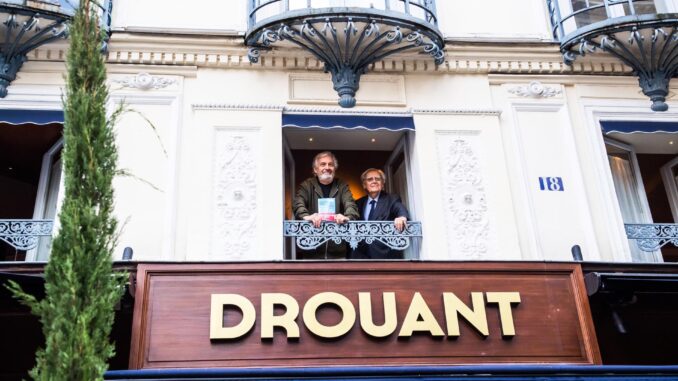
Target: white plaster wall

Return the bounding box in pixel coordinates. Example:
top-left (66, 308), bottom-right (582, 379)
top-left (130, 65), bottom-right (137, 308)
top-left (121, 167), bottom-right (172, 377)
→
top-left (111, 0), bottom-right (248, 33)
top-left (175, 69), bottom-right (286, 261)
top-left (108, 76), bottom-right (184, 261)
top-left (110, 0), bottom-right (552, 41)
top-left (492, 82), bottom-right (599, 261)
top-left (412, 113), bottom-right (521, 261)
top-left (437, 0), bottom-right (551, 41)
top-left (406, 74), bottom-right (493, 109)
top-left (178, 109), bottom-right (283, 261)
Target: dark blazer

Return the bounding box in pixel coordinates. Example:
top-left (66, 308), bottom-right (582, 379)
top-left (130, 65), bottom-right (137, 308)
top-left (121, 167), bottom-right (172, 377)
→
top-left (350, 191), bottom-right (410, 260)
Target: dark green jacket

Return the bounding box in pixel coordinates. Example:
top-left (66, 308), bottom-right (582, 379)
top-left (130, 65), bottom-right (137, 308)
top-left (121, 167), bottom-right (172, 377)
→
top-left (293, 177), bottom-right (359, 221)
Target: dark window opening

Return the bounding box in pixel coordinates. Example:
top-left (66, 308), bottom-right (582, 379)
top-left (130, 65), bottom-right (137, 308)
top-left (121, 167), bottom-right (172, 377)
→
top-left (0, 122), bottom-right (62, 261)
top-left (283, 126), bottom-right (419, 260)
top-left (604, 124), bottom-right (678, 262)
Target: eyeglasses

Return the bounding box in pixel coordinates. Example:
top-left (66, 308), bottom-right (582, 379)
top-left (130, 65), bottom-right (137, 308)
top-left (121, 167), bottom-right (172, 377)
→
top-left (365, 177), bottom-right (382, 183)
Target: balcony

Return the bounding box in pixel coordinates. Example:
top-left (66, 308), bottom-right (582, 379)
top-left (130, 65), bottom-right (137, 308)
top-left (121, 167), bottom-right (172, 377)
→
top-left (284, 220), bottom-right (422, 259)
top-left (547, 0), bottom-right (678, 111)
top-left (245, 0), bottom-right (444, 108)
top-left (625, 223), bottom-right (678, 253)
top-left (0, 219), bottom-right (53, 261)
top-left (0, 0), bottom-right (112, 97)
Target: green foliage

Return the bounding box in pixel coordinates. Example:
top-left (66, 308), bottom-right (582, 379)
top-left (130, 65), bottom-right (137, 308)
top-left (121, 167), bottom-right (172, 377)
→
top-left (7, 1), bottom-right (125, 380)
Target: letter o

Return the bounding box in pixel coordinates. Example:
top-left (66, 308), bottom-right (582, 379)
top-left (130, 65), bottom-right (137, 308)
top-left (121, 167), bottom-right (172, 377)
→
top-left (302, 292), bottom-right (356, 338)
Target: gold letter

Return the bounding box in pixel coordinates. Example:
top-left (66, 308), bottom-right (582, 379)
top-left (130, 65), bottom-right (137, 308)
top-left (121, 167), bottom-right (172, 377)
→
top-left (398, 292), bottom-right (444, 337)
top-left (261, 293), bottom-right (300, 339)
top-left (303, 292), bottom-right (356, 338)
top-left (359, 292), bottom-right (397, 338)
top-left (210, 294), bottom-right (256, 340)
top-left (486, 292), bottom-right (521, 337)
top-left (443, 292), bottom-right (489, 337)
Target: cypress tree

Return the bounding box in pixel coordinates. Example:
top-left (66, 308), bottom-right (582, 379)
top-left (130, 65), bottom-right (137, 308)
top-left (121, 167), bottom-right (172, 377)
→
top-left (8, 0), bottom-right (125, 380)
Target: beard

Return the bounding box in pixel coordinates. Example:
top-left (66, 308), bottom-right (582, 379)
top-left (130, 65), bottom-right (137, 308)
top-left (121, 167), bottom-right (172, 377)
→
top-left (318, 172), bottom-right (334, 182)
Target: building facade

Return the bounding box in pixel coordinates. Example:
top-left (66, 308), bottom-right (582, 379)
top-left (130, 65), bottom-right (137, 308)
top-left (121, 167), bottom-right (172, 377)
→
top-left (2, 0), bottom-right (678, 380)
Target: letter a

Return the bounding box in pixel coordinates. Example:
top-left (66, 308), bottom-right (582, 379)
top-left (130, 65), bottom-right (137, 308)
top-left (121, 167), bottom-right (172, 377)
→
top-left (398, 292), bottom-right (444, 337)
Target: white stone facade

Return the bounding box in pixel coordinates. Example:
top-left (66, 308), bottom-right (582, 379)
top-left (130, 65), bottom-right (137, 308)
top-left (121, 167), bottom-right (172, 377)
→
top-left (3, 0), bottom-right (676, 263)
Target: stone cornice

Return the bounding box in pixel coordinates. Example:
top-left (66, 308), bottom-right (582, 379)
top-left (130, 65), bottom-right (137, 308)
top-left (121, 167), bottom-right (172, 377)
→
top-left (190, 104), bottom-right (502, 117)
top-left (25, 32), bottom-right (635, 76)
top-left (412, 109), bottom-right (502, 116)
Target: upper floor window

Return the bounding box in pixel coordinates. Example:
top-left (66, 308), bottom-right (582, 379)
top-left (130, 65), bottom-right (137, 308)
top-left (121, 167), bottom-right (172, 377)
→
top-left (282, 113), bottom-right (421, 260)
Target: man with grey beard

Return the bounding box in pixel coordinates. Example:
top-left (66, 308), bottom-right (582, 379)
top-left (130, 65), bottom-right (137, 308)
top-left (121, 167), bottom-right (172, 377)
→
top-left (293, 151), bottom-right (359, 259)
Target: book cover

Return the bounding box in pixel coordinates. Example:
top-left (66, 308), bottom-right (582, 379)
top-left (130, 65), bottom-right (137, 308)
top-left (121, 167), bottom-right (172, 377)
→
top-left (318, 198), bottom-right (336, 222)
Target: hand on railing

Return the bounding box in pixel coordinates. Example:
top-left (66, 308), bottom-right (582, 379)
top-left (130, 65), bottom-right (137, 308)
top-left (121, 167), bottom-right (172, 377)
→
top-left (284, 220), bottom-right (422, 250)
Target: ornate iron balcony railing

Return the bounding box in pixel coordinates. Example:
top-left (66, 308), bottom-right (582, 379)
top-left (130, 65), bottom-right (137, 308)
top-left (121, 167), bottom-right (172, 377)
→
top-left (0, 219), bottom-right (53, 251)
top-left (245, 0), bottom-right (444, 108)
top-left (284, 220), bottom-right (422, 251)
top-left (625, 223), bottom-right (678, 252)
top-left (547, 0), bottom-right (678, 111)
top-left (0, 0), bottom-right (112, 97)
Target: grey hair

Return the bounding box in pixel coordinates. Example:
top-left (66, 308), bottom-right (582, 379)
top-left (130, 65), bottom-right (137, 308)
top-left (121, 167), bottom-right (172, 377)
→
top-left (360, 168), bottom-right (386, 185)
top-left (312, 151), bottom-right (338, 170)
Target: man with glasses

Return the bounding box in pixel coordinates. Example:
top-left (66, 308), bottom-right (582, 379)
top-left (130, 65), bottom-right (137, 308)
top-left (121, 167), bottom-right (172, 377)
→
top-left (350, 168), bottom-right (410, 259)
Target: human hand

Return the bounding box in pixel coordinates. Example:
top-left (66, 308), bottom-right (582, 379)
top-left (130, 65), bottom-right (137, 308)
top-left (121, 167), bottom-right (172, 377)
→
top-left (394, 216), bottom-right (407, 232)
top-left (303, 213), bottom-right (323, 228)
top-left (335, 214), bottom-right (349, 224)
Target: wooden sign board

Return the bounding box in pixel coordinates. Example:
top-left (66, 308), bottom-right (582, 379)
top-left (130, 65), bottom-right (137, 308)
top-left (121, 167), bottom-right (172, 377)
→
top-left (129, 262), bottom-right (600, 369)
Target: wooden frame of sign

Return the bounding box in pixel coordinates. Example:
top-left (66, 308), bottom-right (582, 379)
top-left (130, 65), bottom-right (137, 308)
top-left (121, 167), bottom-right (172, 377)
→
top-left (128, 262), bottom-right (601, 369)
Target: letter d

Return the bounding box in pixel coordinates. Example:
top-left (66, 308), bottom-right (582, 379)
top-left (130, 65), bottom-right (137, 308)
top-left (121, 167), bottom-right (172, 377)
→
top-left (210, 294), bottom-right (256, 339)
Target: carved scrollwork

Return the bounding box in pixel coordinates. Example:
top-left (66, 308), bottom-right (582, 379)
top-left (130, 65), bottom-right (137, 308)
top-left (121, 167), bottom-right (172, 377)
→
top-left (437, 135), bottom-right (491, 259)
top-left (284, 221), bottom-right (422, 250)
top-left (0, 219), bottom-right (53, 251)
top-left (625, 224), bottom-right (678, 252)
top-left (112, 72), bottom-right (177, 90)
top-left (508, 81), bottom-right (561, 98)
top-left (212, 132), bottom-right (258, 260)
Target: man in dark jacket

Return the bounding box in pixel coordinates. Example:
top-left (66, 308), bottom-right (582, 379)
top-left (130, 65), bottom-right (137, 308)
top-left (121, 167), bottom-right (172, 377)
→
top-left (293, 151), bottom-right (359, 259)
top-left (350, 168), bottom-right (410, 260)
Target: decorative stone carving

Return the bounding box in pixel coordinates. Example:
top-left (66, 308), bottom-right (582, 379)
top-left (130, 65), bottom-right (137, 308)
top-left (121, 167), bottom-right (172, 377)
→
top-left (211, 131), bottom-right (259, 260)
top-left (113, 72), bottom-right (177, 90)
top-left (437, 134), bottom-right (491, 259)
top-left (508, 81), bottom-right (561, 98)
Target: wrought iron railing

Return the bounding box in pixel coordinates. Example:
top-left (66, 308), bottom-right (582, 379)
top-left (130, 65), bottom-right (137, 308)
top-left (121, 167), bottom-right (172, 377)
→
top-left (0, 219), bottom-right (53, 251)
top-left (284, 220), bottom-right (422, 251)
top-left (0, 0), bottom-right (113, 97)
top-left (248, 0), bottom-right (439, 31)
top-left (625, 223), bottom-right (678, 252)
top-left (245, 0), bottom-right (444, 108)
top-left (547, 0), bottom-right (678, 111)
top-left (1, 0), bottom-right (112, 20)
top-left (548, 0), bottom-right (657, 41)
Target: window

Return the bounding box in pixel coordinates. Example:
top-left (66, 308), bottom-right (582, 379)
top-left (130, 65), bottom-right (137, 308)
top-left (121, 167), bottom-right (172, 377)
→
top-left (281, 114), bottom-right (420, 260)
top-left (603, 121), bottom-right (678, 262)
top-left (0, 120), bottom-right (62, 261)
